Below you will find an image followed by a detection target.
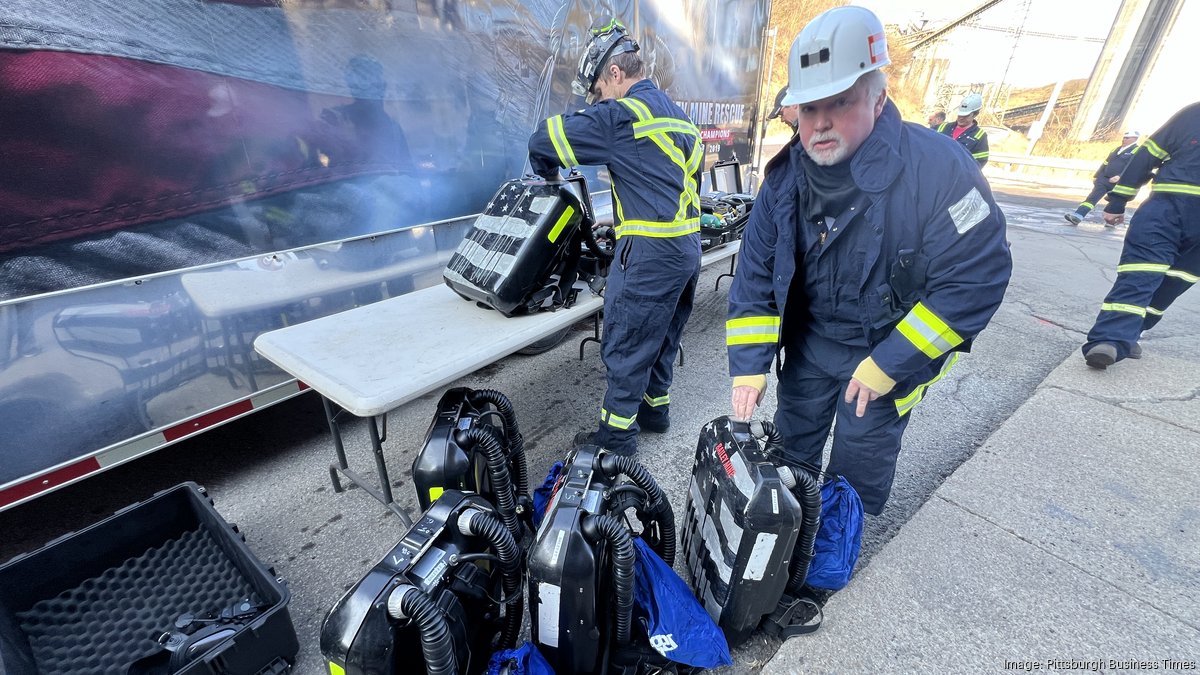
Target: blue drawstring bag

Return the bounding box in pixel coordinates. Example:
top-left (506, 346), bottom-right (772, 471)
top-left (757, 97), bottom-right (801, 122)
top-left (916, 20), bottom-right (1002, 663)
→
top-left (532, 461), bottom-right (564, 528)
top-left (805, 475), bottom-right (864, 590)
top-left (632, 538), bottom-right (732, 669)
top-left (486, 641), bottom-right (556, 675)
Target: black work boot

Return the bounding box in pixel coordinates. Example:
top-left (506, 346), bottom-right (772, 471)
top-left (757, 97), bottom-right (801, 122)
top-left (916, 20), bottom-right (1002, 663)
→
top-left (573, 428), bottom-right (636, 456)
top-left (637, 401), bottom-right (670, 433)
top-left (1084, 342), bottom-right (1118, 370)
top-left (1128, 342), bottom-right (1143, 359)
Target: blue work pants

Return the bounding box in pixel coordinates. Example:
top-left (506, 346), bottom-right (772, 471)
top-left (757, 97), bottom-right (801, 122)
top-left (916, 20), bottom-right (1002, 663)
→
top-left (595, 236), bottom-right (700, 452)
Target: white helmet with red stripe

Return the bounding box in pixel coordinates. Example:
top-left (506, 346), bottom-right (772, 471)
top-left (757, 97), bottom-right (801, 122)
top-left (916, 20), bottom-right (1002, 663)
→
top-left (781, 5), bottom-right (890, 106)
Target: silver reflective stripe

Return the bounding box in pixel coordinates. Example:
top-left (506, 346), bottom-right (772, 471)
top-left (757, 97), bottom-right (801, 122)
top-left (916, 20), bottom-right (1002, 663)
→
top-left (470, 213), bottom-right (536, 239)
top-left (947, 186), bottom-right (990, 234)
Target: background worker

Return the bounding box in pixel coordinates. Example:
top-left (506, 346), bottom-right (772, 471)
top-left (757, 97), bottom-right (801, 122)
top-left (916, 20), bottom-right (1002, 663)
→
top-left (927, 110), bottom-right (945, 129)
top-left (527, 19), bottom-right (702, 455)
top-left (727, 6), bottom-right (1011, 514)
top-left (937, 93), bottom-right (990, 167)
top-left (1064, 130), bottom-right (1140, 227)
top-left (1081, 102), bottom-right (1200, 370)
top-left (767, 86), bottom-right (799, 133)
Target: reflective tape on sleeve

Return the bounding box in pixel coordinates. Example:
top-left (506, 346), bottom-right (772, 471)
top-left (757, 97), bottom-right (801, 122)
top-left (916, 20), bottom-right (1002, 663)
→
top-left (726, 316), bottom-right (781, 346)
top-left (896, 302), bottom-right (963, 358)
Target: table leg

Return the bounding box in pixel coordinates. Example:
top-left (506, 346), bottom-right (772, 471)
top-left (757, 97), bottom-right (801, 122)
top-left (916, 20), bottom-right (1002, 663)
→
top-left (578, 312), bottom-right (602, 360)
top-left (715, 253), bottom-right (738, 291)
top-left (321, 397), bottom-right (411, 526)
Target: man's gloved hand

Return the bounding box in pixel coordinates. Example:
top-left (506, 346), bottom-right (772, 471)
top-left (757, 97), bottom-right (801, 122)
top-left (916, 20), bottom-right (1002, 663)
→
top-left (846, 357), bottom-right (896, 418)
top-left (731, 374), bottom-right (767, 420)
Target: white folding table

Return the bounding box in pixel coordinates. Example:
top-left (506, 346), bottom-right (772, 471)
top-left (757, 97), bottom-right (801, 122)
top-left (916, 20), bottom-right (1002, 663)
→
top-left (254, 284), bottom-right (603, 523)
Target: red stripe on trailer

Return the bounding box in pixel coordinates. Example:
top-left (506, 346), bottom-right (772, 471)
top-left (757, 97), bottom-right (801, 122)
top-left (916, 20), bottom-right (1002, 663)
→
top-left (162, 399), bottom-right (255, 441)
top-left (0, 457), bottom-right (101, 507)
top-left (1, 379), bottom-right (310, 510)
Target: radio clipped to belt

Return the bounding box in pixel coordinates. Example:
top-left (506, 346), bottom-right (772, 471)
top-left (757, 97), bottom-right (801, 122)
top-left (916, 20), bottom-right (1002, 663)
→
top-left (683, 416), bottom-right (823, 646)
top-left (320, 491), bottom-right (524, 675)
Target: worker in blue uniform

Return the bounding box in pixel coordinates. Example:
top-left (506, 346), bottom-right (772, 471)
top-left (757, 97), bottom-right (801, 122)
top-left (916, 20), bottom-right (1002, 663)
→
top-left (937, 93), bottom-right (990, 167)
top-left (727, 6), bottom-right (1011, 514)
top-left (1064, 130), bottom-right (1140, 226)
top-left (527, 19), bottom-right (703, 455)
top-left (1081, 102), bottom-right (1200, 369)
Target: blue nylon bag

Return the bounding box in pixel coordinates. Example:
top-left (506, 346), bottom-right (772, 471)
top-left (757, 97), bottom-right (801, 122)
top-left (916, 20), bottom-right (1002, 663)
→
top-left (632, 538), bottom-right (732, 669)
top-left (805, 475), bottom-right (863, 590)
top-left (486, 641), bottom-right (556, 675)
top-left (531, 461), bottom-right (564, 528)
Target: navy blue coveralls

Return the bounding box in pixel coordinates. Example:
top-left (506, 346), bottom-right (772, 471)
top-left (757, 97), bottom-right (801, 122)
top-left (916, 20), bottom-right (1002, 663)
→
top-left (937, 120), bottom-right (990, 167)
top-left (1084, 102), bottom-right (1200, 360)
top-left (528, 79), bottom-right (703, 453)
top-left (1073, 142), bottom-right (1138, 219)
top-left (728, 101), bottom-right (1011, 514)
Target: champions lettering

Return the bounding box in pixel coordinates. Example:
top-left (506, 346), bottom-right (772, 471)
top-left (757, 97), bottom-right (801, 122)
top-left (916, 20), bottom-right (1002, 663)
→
top-left (678, 101), bottom-right (747, 126)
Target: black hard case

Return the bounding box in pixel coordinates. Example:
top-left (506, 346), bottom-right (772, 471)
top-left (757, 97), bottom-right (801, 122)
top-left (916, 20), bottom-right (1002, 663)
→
top-left (0, 482), bottom-right (298, 675)
top-left (682, 418), bottom-right (802, 647)
top-left (443, 176), bottom-right (589, 316)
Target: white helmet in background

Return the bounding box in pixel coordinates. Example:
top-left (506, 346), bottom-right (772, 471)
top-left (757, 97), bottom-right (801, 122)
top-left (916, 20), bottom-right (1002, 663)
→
top-left (781, 5), bottom-right (890, 106)
top-left (956, 93), bottom-right (983, 116)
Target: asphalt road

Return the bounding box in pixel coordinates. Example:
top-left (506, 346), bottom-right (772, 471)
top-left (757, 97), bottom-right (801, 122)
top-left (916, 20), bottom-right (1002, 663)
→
top-left (0, 181), bottom-right (1154, 673)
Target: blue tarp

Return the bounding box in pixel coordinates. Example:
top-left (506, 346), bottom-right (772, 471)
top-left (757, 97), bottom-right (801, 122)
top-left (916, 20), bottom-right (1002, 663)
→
top-left (806, 475), bottom-right (864, 590)
top-left (632, 538), bottom-right (732, 669)
top-left (531, 460), bottom-right (564, 528)
top-left (486, 641), bottom-right (555, 675)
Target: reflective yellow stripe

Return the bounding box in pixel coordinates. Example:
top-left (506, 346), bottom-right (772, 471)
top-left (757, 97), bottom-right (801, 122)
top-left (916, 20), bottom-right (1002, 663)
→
top-left (329, 662), bottom-right (346, 675)
top-left (614, 218), bottom-right (700, 238)
top-left (972, 151), bottom-right (989, 159)
top-left (1166, 268), bottom-right (1200, 283)
top-left (1116, 263), bottom-right (1169, 273)
top-left (726, 316), bottom-right (781, 346)
top-left (1152, 182), bottom-right (1200, 196)
top-left (643, 393), bottom-right (669, 407)
top-left (1100, 302), bottom-right (1146, 317)
top-left (601, 407), bottom-right (636, 430)
top-left (1112, 185), bottom-right (1138, 197)
top-left (547, 206), bottom-right (575, 243)
top-left (618, 97), bottom-right (653, 122)
top-left (1081, 201), bottom-right (1094, 209)
top-left (547, 115), bottom-right (578, 167)
top-left (896, 302), bottom-right (963, 359)
top-left (633, 119), bottom-right (701, 139)
top-left (1143, 138), bottom-right (1170, 161)
top-left (1146, 306), bottom-right (1165, 316)
top-left (972, 129), bottom-right (985, 140)
top-left (895, 353), bottom-right (960, 416)
top-left (428, 486), bottom-right (444, 502)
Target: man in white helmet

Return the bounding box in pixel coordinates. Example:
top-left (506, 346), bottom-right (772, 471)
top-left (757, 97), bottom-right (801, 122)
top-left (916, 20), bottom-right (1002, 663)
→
top-left (726, 6), bottom-right (1011, 515)
top-left (937, 92), bottom-right (990, 167)
top-left (1064, 130), bottom-right (1140, 227)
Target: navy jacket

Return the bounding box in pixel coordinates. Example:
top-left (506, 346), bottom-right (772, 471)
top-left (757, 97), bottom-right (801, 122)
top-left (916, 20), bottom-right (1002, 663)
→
top-left (937, 120), bottom-right (990, 167)
top-left (727, 101), bottom-right (1012, 387)
top-left (1094, 142), bottom-right (1137, 185)
top-left (1106, 101), bottom-right (1200, 213)
top-left (527, 79), bottom-right (703, 243)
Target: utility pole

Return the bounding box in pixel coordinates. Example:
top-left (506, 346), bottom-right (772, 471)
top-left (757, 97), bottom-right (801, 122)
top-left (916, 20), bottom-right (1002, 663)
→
top-left (1025, 78), bottom-right (1065, 155)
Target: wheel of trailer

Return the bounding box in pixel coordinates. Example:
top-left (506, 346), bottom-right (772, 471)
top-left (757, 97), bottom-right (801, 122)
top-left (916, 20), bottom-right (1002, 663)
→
top-left (516, 326), bottom-right (571, 355)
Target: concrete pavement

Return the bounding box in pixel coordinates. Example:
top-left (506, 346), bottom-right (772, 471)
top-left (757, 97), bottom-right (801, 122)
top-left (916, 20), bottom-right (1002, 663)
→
top-left (764, 323), bottom-right (1200, 671)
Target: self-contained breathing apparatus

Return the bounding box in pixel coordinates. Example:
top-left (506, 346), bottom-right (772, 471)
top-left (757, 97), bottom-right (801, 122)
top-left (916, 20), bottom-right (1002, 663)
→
top-left (412, 387), bottom-right (532, 540)
top-left (683, 417), bottom-right (823, 646)
top-left (320, 491), bottom-right (524, 675)
top-left (699, 159), bottom-right (753, 252)
top-left (527, 444), bottom-right (679, 674)
top-left (443, 173), bottom-right (610, 317)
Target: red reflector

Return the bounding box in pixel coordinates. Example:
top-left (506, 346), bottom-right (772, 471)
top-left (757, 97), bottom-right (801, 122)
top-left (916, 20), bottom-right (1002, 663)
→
top-left (162, 399), bottom-right (254, 441)
top-left (297, 381), bottom-right (310, 390)
top-left (0, 457), bottom-right (101, 507)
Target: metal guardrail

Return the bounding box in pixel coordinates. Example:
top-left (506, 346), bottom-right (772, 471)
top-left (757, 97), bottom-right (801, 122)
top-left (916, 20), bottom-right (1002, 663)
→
top-left (988, 153), bottom-right (1096, 172)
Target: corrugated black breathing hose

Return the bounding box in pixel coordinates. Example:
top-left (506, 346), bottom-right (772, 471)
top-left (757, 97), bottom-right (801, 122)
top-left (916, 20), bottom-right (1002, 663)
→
top-left (387, 585), bottom-right (457, 675)
top-left (599, 454), bottom-right (676, 566)
top-left (468, 389), bottom-right (529, 497)
top-left (455, 426), bottom-right (520, 537)
top-left (582, 514), bottom-right (635, 645)
top-left (783, 466), bottom-right (822, 594)
top-left (459, 509), bottom-right (524, 649)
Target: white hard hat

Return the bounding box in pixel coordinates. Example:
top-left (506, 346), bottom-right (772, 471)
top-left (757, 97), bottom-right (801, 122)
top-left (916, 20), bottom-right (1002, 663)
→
top-left (955, 93), bottom-right (983, 116)
top-left (1122, 130), bottom-right (1140, 137)
top-left (781, 5), bottom-right (890, 106)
